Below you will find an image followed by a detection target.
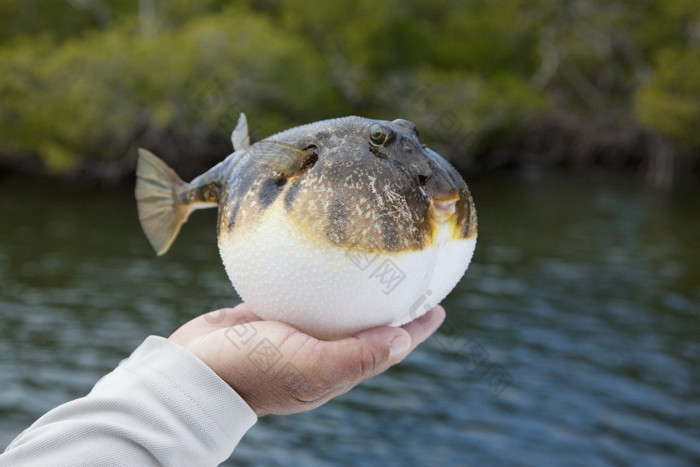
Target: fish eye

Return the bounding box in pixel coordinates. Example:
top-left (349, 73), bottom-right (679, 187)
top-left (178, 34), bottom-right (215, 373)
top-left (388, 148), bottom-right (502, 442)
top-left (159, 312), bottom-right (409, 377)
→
top-left (369, 125), bottom-right (390, 146)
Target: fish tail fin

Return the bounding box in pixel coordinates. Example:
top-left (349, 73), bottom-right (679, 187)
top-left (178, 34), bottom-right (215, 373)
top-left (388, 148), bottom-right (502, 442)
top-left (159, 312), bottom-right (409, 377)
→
top-left (135, 148), bottom-right (191, 256)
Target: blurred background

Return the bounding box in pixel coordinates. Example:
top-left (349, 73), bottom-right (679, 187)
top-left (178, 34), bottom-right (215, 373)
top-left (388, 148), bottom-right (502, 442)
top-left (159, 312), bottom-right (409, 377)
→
top-left (1, 1), bottom-right (698, 465)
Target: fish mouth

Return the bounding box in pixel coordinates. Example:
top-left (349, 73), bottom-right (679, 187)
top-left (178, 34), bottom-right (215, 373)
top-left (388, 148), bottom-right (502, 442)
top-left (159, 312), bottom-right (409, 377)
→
top-left (429, 197), bottom-right (458, 223)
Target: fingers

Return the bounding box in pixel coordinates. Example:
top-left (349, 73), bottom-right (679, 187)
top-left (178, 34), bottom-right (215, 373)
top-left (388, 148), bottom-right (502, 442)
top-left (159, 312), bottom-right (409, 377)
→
top-left (308, 306), bottom-right (446, 391)
top-left (400, 305), bottom-right (446, 353)
top-left (200, 303), bottom-right (262, 329)
top-left (169, 303), bottom-right (261, 344)
top-left (355, 305), bottom-right (445, 370)
top-left (170, 303), bottom-right (447, 416)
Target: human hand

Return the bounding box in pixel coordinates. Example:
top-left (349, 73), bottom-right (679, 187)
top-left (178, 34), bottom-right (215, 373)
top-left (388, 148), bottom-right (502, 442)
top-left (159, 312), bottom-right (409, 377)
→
top-left (169, 303), bottom-right (445, 416)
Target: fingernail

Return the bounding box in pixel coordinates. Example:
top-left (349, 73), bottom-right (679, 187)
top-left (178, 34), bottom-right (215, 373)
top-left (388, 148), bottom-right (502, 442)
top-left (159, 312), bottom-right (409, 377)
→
top-left (422, 306), bottom-right (445, 327)
top-left (389, 333), bottom-right (411, 358)
top-left (416, 309), bottom-right (435, 325)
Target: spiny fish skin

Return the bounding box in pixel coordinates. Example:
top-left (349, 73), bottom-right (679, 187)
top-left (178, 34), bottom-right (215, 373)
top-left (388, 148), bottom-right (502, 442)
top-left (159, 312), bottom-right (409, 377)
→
top-left (135, 114), bottom-right (477, 339)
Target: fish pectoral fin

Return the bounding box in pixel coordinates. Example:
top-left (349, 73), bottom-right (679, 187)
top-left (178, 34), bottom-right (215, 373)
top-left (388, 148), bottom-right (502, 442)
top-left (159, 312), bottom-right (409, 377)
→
top-left (249, 140), bottom-right (317, 177)
top-left (135, 148), bottom-right (190, 256)
top-left (231, 112), bottom-right (250, 151)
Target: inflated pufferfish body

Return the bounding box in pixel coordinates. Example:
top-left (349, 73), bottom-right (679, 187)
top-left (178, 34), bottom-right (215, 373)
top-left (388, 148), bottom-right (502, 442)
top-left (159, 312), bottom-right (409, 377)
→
top-left (136, 114), bottom-right (477, 340)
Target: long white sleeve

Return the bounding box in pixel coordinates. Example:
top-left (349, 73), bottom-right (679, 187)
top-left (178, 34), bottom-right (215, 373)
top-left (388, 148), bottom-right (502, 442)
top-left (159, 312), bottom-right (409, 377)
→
top-left (0, 336), bottom-right (258, 466)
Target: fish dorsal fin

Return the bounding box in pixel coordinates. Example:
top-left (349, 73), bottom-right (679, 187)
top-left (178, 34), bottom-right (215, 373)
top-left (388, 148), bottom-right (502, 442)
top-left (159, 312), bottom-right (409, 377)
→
top-left (249, 140), bottom-right (317, 177)
top-left (231, 113), bottom-right (250, 150)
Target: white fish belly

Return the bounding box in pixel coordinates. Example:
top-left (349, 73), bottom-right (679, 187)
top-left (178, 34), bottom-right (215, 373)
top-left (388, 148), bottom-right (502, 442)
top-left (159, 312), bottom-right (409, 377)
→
top-left (219, 203), bottom-right (476, 340)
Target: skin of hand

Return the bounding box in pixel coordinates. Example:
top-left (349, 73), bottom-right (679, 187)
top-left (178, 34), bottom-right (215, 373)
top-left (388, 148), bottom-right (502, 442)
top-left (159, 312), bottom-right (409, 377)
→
top-left (169, 303), bottom-right (446, 416)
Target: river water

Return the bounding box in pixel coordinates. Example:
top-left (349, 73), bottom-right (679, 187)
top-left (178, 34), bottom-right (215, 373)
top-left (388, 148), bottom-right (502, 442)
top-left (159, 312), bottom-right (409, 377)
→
top-left (1, 171), bottom-right (698, 466)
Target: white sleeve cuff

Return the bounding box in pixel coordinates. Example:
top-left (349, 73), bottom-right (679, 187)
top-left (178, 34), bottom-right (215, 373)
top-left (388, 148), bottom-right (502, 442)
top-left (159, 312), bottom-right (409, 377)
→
top-left (3, 336), bottom-right (257, 466)
top-left (92, 335), bottom-right (259, 459)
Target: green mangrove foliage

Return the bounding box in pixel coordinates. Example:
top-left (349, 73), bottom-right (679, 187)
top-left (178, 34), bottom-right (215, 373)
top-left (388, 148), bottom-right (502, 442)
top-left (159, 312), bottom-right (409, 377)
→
top-left (0, 0), bottom-right (698, 179)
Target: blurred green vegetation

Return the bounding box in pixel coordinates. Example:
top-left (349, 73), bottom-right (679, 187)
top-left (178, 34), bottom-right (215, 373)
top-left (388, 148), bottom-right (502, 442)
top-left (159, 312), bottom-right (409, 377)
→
top-left (0, 0), bottom-right (698, 183)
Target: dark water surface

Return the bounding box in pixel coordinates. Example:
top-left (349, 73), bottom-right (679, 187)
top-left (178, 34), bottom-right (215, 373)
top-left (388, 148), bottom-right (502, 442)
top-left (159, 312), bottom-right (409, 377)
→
top-left (1, 171), bottom-right (698, 466)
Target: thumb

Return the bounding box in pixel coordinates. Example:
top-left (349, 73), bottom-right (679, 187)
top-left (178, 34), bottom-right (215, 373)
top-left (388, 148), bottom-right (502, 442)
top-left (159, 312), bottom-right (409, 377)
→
top-left (352, 326), bottom-right (412, 369)
top-left (344, 326), bottom-right (412, 380)
top-left (349, 305), bottom-right (446, 379)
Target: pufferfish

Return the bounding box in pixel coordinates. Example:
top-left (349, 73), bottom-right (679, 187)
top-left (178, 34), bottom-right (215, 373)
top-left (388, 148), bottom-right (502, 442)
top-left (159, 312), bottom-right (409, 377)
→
top-left (136, 114), bottom-right (477, 340)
